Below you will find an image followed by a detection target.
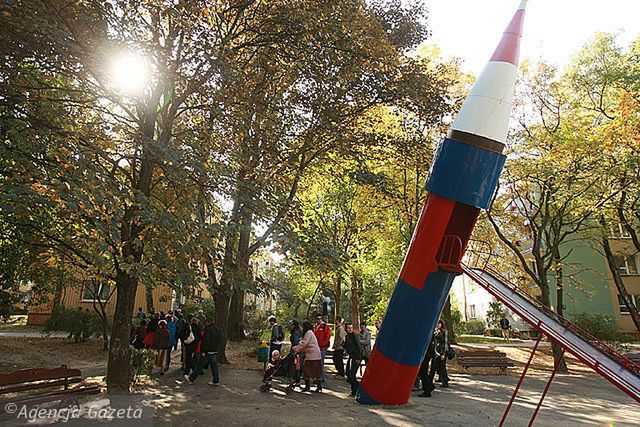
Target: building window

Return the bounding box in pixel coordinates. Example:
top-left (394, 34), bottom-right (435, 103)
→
top-left (618, 294), bottom-right (640, 314)
top-left (613, 254), bottom-right (639, 275)
top-left (468, 304), bottom-right (476, 319)
top-left (81, 281), bottom-right (111, 301)
top-left (610, 223), bottom-right (631, 238)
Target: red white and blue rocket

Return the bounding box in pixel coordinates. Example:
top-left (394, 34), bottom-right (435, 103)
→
top-left (356, 0), bottom-right (528, 405)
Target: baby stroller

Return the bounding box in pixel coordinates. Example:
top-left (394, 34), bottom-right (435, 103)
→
top-left (260, 350), bottom-right (299, 393)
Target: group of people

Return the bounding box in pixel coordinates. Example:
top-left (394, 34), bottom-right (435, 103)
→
top-left (131, 307), bottom-right (451, 399)
top-left (130, 307), bottom-right (221, 385)
top-left (267, 314), bottom-right (378, 396)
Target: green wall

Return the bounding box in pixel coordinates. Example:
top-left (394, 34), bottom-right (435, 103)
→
top-left (547, 238), bottom-right (616, 319)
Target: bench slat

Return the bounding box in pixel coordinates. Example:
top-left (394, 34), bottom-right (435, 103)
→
top-left (0, 367), bottom-right (81, 387)
top-left (0, 377), bottom-right (82, 395)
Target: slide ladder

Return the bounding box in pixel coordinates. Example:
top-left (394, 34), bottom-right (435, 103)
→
top-left (461, 265), bottom-right (640, 403)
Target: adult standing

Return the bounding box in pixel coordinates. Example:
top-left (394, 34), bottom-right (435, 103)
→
top-left (136, 307), bottom-right (146, 319)
top-left (197, 310), bottom-right (206, 326)
top-left (166, 315), bottom-right (177, 371)
top-left (500, 315), bottom-right (511, 341)
top-left (293, 321), bottom-right (322, 393)
top-left (418, 336), bottom-right (436, 397)
top-left (374, 319), bottom-right (382, 334)
top-left (268, 316), bottom-right (284, 362)
top-left (289, 320), bottom-right (303, 386)
top-left (185, 317), bottom-right (221, 385)
top-left (131, 320), bottom-right (147, 350)
top-left (358, 322), bottom-right (372, 365)
top-left (182, 317), bottom-right (202, 377)
top-left (332, 316), bottom-right (346, 377)
top-left (176, 312), bottom-right (188, 369)
top-left (313, 313), bottom-right (331, 383)
top-left (144, 312), bottom-right (160, 348)
top-left (175, 311), bottom-right (186, 350)
top-left (152, 320), bottom-right (170, 375)
top-left (343, 322), bottom-right (363, 397)
top-left (430, 320), bottom-right (450, 388)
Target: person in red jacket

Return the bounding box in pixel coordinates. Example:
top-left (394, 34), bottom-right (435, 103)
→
top-left (313, 313), bottom-right (331, 383)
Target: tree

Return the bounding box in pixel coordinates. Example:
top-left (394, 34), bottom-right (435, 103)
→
top-left (0, 0), bottom-right (258, 391)
top-left (566, 34), bottom-right (640, 333)
top-left (207, 0), bottom-right (439, 358)
top-left (487, 60), bottom-right (612, 372)
top-left (486, 301), bottom-right (504, 329)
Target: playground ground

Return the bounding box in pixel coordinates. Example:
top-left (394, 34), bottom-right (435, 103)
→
top-left (1, 335), bottom-right (638, 426)
top-left (143, 364), bottom-right (637, 427)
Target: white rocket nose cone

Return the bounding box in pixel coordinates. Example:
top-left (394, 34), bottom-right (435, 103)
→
top-left (450, 1), bottom-right (527, 144)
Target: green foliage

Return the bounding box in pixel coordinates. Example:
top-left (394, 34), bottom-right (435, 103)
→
top-left (486, 302), bottom-right (505, 329)
top-left (461, 319), bottom-right (486, 335)
top-left (450, 303), bottom-right (464, 336)
top-left (570, 313), bottom-right (633, 344)
top-left (180, 299), bottom-right (215, 320)
top-left (129, 349), bottom-right (156, 385)
top-left (244, 309), bottom-right (269, 342)
top-left (44, 308), bottom-right (110, 341)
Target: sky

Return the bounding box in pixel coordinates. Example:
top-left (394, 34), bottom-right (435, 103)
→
top-left (426, 0), bottom-right (640, 74)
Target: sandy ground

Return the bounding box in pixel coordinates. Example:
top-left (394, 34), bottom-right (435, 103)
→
top-left (0, 336), bottom-right (637, 426)
top-left (0, 337), bottom-right (108, 376)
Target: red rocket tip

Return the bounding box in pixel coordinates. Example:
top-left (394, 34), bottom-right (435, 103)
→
top-left (490, 1), bottom-right (527, 66)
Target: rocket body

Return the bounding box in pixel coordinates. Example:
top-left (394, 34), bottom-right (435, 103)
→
top-left (356, 1), bottom-right (527, 405)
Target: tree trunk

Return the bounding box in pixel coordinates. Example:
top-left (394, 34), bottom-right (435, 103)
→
top-left (552, 246), bottom-right (564, 319)
top-left (106, 272), bottom-right (137, 393)
top-left (294, 302), bottom-right (301, 318)
top-left (442, 296), bottom-right (456, 344)
top-left (334, 276), bottom-right (342, 319)
top-left (351, 270), bottom-right (360, 329)
top-left (601, 223), bottom-right (640, 333)
top-left (228, 288), bottom-right (246, 341)
top-left (145, 286), bottom-right (154, 314)
top-left (539, 281), bottom-right (568, 373)
top-left (106, 147), bottom-right (153, 392)
top-left (52, 276), bottom-right (64, 316)
top-left (214, 286), bottom-right (231, 364)
top-left (227, 207), bottom-right (252, 341)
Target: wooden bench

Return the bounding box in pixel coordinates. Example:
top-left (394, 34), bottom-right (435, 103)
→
top-left (0, 366), bottom-right (100, 403)
top-left (457, 350), bottom-right (514, 374)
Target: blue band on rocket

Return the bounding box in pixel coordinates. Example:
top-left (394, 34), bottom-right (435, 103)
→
top-left (425, 138), bottom-right (506, 209)
top-left (374, 271), bottom-right (457, 366)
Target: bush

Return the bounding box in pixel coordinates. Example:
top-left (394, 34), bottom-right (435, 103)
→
top-left (244, 309), bottom-right (268, 342)
top-left (570, 313), bottom-right (632, 345)
top-left (181, 298), bottom-right (215, 319)
top-left (451, 305), bottom-right (464, 336)
top-left (129, 349), bottom-right (156, 384)
top-left (44, 308), bottom-right (109, 341)
top-left (461, 319), bottom-right (486, 335)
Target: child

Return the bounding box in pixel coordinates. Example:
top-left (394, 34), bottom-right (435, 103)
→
top-left (262, 350), bottom-right (283, 382)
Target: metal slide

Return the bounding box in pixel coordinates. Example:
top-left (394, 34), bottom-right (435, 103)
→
top-left (462, 265), bottom-right (640, 403)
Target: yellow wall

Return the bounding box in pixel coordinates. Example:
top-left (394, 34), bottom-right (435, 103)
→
top-left (27, 283), bottom-right (173, 325)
